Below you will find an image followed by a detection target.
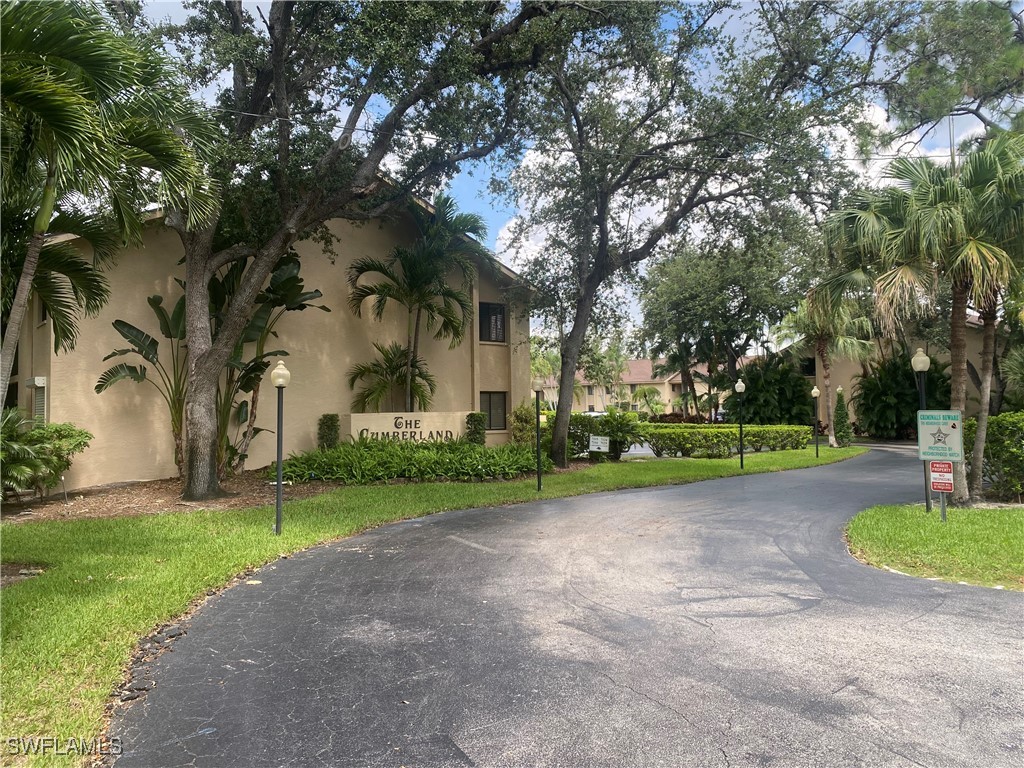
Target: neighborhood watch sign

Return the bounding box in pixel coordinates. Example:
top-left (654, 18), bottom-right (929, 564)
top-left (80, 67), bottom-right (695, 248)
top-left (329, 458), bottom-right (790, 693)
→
top-left (344, 413), bottom-right (466, 442)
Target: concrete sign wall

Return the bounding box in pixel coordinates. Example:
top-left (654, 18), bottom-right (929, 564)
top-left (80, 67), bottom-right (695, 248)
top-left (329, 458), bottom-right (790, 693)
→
top-left (341, 412), bottom-right (468, 442)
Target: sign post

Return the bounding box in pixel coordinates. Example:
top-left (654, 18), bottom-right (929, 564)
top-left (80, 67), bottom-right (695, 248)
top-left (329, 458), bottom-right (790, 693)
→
top-left (929, 460), bottom-right (953, 523)
top-left (918, 411), bottom-right (962, 520)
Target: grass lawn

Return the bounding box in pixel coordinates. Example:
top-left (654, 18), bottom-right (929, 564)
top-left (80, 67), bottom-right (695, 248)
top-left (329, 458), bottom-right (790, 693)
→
top-left (847, 504), bottom-right (1024, 590)
top-left (0, 446), bottom-right (863, 765)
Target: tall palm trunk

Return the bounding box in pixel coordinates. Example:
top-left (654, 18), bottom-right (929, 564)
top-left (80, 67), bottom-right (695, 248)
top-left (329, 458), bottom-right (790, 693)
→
top-left (0, 173), bottom-right (56, 399)
top-left (969, 292), bottom-right (999, 502)
top-left (949, 280), bottom-right (970, 505)
top-left (818, 344), bottom-right (837, 447)
top-left (406, 308), bottom-right (422, 412)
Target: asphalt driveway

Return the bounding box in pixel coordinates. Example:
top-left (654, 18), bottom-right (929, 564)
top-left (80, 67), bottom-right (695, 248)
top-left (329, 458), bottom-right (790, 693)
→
top-left (111, 451), bottom-right (1023, 767)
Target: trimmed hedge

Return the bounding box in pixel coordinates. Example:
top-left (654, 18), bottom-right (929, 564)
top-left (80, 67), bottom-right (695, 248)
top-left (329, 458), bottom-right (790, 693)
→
top-left (964, 411), bottom-right (1024, 502)
top-left (639, 424), bottom-right (812, 458)
top-left (276, 437), bottom-right (550, 484)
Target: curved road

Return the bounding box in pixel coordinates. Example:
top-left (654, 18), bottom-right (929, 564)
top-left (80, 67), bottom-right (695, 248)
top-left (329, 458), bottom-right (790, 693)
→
top-left (111, 451), bottom-right (1022, 767)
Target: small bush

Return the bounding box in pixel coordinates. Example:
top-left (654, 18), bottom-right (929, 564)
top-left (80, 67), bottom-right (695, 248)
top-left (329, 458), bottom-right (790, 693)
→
top-left (465, 412), bottom-right (487, 445)
top-left (1, 410), bottom-right (93, 499)
top-left (510, 401), bottom-right (536, 445)
top-left (833, 390), bottom-right (853, 447)
top-left (593, 407), bottom-right (642, 460)
top-left (277, 437), bottom-right (551, 484)
top-left (317, 414), bottom-right (340, 450)
top-left (964, 411), bottom-right (1024, 502)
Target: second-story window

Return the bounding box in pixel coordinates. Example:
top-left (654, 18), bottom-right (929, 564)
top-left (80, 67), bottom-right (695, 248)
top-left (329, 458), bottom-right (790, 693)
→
top-left (479, 303), bottom-right (506, 343)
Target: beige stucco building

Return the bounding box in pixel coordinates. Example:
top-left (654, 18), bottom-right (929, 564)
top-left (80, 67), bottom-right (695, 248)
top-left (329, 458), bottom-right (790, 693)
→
top-left (539, 359), bottom-right (715, 415)
top-left (9, 210), bottom-right (531, 491)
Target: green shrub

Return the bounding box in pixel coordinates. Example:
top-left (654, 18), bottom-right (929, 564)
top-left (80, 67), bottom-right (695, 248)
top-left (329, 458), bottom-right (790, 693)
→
top-left (568, 412), bottom-right (596, 457)
top-left (593, 407), bottom-right (642, 460)
top-left (510, 401), bottom-right (536, 445)
top-left (833, 390), bottom-right (853, 447)
top-left (720, 355), bottom-right (814, 425)
top-left (853, 355), bottom-right (950, 439)
top-left (277, 438), bottom-right (551, 484)
top-left (1, 410), bottom-right (93, 499)
top-left (964, 411), bottom-right (1024, 502)
top-left (317, 413), bottom-right (340, 450)
top-left (638, 423), bottom-right (811, 458)
top-left (465, 412), bottom-right (487, 445)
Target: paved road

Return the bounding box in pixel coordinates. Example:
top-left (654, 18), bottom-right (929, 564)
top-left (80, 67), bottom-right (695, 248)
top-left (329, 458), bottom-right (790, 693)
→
top-left (111, 451), bottom-right (1023, 767)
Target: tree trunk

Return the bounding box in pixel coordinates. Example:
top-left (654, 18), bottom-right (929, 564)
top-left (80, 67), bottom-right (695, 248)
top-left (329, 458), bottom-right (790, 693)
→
top-left (686, 372), bottom-right (700, 421)
top-left (406, 308), bottom-right (422, 412)
top-left (819, 345), bottom-right (837, 447)
top-left (183, 374), bottom-right (222, 500)
top-left (231, 378), bottom-right (263, 475)
top-left (968, 293), bottom-right (998, 502)
top-left (949, 280), bottom-right (970, 505)
top-left (1, 173), bottom-right (55, 399)
top-left (0, 232), bottom-right (45, 399)
top-left (551, 289), bottom-right (597, 468)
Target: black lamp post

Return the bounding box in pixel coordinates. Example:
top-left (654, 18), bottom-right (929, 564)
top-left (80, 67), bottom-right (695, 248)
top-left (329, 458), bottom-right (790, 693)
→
top-left (734, 378), bottom-right (746, 469)
top-left (911, 347), bottom-right (932, 513)
top-left (533, 378), bottom-right (544, 492)
top-left (271, 360), bottom-right (291, 535)
top-left (811, 385), bottom-right (820, 458)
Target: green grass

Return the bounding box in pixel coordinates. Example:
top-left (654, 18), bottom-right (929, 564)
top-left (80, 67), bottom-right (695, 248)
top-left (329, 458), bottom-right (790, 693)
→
top-left (847, 504), bottom-right (1024, 590)
top-left (0, 446), bottom-right (863, 765)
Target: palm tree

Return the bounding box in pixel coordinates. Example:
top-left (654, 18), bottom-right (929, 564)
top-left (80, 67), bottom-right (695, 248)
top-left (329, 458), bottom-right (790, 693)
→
top-left (777, 298), bottom-right (873, 447)
top-left (347, 194), bottom-right (488, 412)
top-left (347, 342), bottom-right (437, 413)
top-left (632, 385), bottom-right (665, 414)
top-left (653, 343), bottom-right (701, 419)
top-left (0, 0), bottom-right (216, 398)
top-left (827, 134), bottom-right (1024, 501)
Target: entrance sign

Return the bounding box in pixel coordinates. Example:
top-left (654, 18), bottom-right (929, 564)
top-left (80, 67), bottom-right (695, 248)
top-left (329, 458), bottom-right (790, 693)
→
top-left (917, 410), bottom-right (963, 461)
top-left (341, 412), bottom-right (467, 442)
top-left (589, 435), bottom-right (610, 452)
top-left (929, 461), bottom-right (954, 493)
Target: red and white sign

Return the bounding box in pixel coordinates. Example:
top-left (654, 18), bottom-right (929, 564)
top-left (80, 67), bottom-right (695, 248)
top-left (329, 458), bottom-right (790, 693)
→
top-left (930, 461), bottom-right (954, 493)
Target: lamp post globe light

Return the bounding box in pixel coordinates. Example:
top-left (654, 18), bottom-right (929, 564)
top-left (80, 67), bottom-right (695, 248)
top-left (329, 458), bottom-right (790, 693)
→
top-left (532, 377), bottom-right (544, 492)
top-left (734, 379), bottom-right (746, 469)
top-left (811, 385), bottom-right (820, 458)
top-left (911, 348), bottom-right (933, 513)
top-left (271, 361), bottom-right (291, 535)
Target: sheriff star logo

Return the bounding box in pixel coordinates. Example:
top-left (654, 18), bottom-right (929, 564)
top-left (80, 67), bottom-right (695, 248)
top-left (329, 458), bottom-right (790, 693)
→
top-left (930, 427), bottom-right (949, 445)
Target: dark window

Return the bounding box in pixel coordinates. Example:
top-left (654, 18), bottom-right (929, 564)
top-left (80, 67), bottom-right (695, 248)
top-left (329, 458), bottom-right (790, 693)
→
top-left (605, 386), bottom-right (612, 395)
top-left (800, 357), bottom-right (816, 376)
top-left (4, 382), bottom-right (18, 410)
top-left (479, 303), bottom-right (506, 342)
top-left (630, 384), bottom-right (637, 393)
top-left (587, 385), bottom-right (594, 395)
top-left (480, 392), bottom-right (507, 430)
top-left (588, 405), bottom-right (595, 412)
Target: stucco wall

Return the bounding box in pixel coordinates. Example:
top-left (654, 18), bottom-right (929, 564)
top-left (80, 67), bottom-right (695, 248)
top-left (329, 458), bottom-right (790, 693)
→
top-left (32, 214), bottom-right (526, 491)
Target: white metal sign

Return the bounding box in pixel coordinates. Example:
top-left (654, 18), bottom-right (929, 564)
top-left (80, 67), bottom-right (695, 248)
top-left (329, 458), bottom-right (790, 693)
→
top-left (917, 410), bottom-right (963, 462)
top-left (929, 461), bottom-right (954, 493)
top-left (589, 435), bottom-right (610, 452)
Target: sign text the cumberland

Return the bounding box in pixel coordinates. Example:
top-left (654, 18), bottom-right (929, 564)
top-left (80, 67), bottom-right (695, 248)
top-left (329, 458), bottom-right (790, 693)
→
top-left (342, 412), bottom-right (468, 443)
